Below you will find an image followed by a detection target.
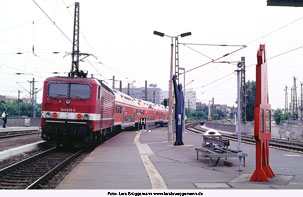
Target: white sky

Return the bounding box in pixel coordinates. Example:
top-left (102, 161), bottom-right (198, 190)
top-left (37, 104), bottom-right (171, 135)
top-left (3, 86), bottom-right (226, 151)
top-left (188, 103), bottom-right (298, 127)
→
top-left (1, 0), bottom-right (303, 109)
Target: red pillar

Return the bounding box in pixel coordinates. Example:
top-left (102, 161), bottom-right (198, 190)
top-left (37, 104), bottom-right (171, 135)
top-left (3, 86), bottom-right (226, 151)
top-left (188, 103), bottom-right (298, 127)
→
top-left (249, 44), bottom-right (275, 182)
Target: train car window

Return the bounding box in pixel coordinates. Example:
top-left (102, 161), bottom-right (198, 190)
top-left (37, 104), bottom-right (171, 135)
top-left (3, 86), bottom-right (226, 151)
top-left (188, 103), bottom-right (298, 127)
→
top-left (48, 83), bottom-right (68, 98)
top-left (70, 84), bottom-right (91, 99)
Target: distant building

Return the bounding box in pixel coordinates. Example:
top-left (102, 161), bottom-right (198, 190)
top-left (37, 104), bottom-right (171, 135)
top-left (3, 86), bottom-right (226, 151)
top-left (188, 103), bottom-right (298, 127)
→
top-left (184, 89), bottom-right (196, 110)
top-left (161, 89), bottom-right (197, 110)
top-left (196, 102), bottom-right (207, 110)
top-left (0, 95), bottom-right (17, 102)
top-left (122, 84), bottom-right (162, 104)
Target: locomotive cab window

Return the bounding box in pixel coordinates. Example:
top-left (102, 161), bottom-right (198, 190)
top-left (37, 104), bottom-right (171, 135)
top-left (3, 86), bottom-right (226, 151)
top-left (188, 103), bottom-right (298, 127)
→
top-left (70, 84), bottom-right (91, 99)
top-left (47, 82), bottom-right (91, 99)
top-left (48, 83), bottom-right (68, 98)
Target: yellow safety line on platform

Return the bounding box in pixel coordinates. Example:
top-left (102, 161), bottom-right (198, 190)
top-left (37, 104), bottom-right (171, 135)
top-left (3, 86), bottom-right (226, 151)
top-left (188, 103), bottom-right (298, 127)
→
top-left (134, 131), bottom-right (168, 189)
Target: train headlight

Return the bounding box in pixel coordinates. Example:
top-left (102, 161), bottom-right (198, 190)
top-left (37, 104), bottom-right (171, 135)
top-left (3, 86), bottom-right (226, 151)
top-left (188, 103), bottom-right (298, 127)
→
top-left (84, 114), bottom-right (89, 120)
top-left (77, 114), bottom-right (82, 119)
top-left (53, 113), bottom-right (58, 118)
top-left (45, 112), bottom-right (51, 118)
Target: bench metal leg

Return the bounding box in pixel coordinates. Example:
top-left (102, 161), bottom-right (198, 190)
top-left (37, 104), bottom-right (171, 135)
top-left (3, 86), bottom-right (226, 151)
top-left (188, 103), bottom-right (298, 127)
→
top-left (196, 151), bottom-right (199, 160)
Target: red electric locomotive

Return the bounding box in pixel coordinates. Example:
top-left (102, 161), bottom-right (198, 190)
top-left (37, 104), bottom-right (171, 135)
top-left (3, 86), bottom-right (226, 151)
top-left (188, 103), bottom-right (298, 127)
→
top-left (40, 3), bottom-right (168, 146)
top-left (40, 76), bottom-right (168, 146)
top-left (41, 76), bottom-right (115, 146)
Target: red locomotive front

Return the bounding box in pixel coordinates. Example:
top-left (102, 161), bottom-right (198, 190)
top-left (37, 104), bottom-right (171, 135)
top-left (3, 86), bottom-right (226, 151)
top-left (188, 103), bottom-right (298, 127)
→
top-left (41, 77), bottom-right (114, 146)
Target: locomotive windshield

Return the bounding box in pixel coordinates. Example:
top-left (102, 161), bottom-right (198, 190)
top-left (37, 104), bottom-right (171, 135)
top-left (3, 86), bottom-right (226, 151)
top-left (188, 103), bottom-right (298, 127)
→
top-left (48, 83), bottom-right (68, 98)
top-left (70, 84), bottom-right (90, 99)
top-left (47, 82), bottom-right (91, 99)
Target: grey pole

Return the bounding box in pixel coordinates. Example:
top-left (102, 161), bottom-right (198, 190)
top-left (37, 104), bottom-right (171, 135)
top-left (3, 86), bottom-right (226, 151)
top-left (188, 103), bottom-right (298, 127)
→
top-left (34, 88), bottom-right (37, 118)
top-left (168, 37), bottom-right (174, 141)
top-left (18, 90), bottom-right (20, 117)
top-left (183, 68), bottom-right (185, 132)
top-left (145, 80), bottom-right (147, 101)
top-left (32, 78), bottom-right (36, 118)
top-left (120, 80), bottom-right (122, 92)
top-left (236, 67), bottom-right (242, 172)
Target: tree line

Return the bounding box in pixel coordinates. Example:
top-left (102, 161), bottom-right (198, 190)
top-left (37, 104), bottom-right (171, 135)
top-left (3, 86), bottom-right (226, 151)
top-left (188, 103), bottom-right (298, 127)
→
top-left (0, 101), bottom-right (41, 118)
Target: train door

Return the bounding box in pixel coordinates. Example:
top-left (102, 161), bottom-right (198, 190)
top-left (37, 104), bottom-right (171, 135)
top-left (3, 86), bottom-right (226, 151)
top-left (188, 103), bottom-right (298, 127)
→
top-left (122, 107), bottom-right (125, 123)
top-left (101, 96), bottom-right (104, 128)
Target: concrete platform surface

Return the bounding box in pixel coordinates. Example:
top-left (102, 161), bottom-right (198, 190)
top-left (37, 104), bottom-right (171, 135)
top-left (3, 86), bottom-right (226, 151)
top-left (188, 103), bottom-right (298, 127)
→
top-left (0, 133), bottom-right (42, 152)
top-left (0, 126), bottom-right (39, 132)
top-left (57, 127), bottom-right (303, 189)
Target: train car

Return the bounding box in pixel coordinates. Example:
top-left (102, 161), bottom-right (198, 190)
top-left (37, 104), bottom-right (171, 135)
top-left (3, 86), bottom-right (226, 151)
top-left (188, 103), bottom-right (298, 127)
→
top-left (41, 76), bottom-right (168, 147)
top-left (40, 76), bottom-right (114, 146)
top-left (112, 90), bottom-right (168, 129)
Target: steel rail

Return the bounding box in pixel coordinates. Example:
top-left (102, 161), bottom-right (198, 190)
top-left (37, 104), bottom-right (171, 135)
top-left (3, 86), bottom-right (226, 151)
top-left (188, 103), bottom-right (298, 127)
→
top-left (0, 147), bottom-right (82, 189)
top-left (186, 123), bottom-right (303, 153)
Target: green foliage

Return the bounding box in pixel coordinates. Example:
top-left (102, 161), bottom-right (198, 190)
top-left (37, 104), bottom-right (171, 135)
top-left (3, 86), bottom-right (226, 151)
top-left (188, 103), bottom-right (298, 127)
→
top-left (274, 108), bottom-right (290, 125)
top-left (186, 107), bottom-right (226, 121)
top-left (274, 108), bottom-right (282, 125)
top-left (244, 80), bottom-right (256, 121)
top-left (0, 101), bottom-right (41, 118)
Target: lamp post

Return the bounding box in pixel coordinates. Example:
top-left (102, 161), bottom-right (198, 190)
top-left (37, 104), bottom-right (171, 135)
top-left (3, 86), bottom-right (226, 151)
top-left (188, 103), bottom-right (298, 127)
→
top-left (153, 30), bottom-right (191, 141)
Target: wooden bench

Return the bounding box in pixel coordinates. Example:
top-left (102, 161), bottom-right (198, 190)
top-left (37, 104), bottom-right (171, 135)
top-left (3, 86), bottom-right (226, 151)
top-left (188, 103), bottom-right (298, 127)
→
top-left (195, 147), bottom-right (247, 167)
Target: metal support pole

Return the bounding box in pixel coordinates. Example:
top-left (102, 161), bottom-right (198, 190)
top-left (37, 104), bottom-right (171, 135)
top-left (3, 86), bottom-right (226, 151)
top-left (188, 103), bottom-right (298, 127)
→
top-left (120, 80), bottom-right (122, 92)
top-left (285, 86), bottom-right (288, 113)
top-left (168, 37), bottom-right (174, 141)
top-left (18, 90), bottom-right (20, 117)
top-left (183, 69), bottom-right (185, 132)
top-left (128, 83), bottom-right (130, 96)
top-left (145, 80), bottom-right (148, 101)
top-left (113, 75), bottom-right (115, 89)
top-left (34, 88), bottom-right (37, 118)
top-left (237, 69), bottom-right (242, 172)
top-left (32, 78), bottom-right (36, 118)
top-left (138, 118), bottom-right (140, 131)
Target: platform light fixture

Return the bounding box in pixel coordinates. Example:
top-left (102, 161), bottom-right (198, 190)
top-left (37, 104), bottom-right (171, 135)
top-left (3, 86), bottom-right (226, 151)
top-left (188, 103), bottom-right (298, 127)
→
top-left (153, 30), bottom-right (191, 142)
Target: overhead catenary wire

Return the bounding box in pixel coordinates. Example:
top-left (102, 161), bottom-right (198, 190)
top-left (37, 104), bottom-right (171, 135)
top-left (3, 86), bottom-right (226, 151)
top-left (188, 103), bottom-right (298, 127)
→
top-left (60, 0), bottom-right (134, 82)
top-left (32, 0), bottom-right (72, 44)
top-left (181, 44), bottom-right (214, 61)
top-left (181, 13), bottom-right (303, 88)
top-left (246, 15), bottom-right (303, 45)
top-left (202, 74), bottom-right (235, 94)
top-left (183, 45), bottom-right (247, 74)
top-left (198, 44), bottom-right (303, 91)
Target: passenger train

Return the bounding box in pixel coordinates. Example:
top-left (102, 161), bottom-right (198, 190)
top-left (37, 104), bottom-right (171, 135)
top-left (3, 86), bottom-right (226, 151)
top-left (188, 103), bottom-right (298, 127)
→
top-left (40, 76), bottom-right (168, 146)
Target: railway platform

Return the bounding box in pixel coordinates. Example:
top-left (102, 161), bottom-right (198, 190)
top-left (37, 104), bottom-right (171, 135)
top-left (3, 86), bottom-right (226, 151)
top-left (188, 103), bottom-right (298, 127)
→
top-left (0, 126), bottom-right (39, 132)
top-left (57, 127), bottom-right (303, 189)
top-left (0, 126), bottom-right (43, 161)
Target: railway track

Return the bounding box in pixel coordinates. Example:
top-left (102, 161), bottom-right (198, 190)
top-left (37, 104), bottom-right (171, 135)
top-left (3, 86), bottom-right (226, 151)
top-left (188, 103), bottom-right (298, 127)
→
top-left (0, 130), bottom-right (39, 139)
top-left (0, 147), bottom-right (83, 189)
top-left (186, 123), bottom-right (303, 153)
